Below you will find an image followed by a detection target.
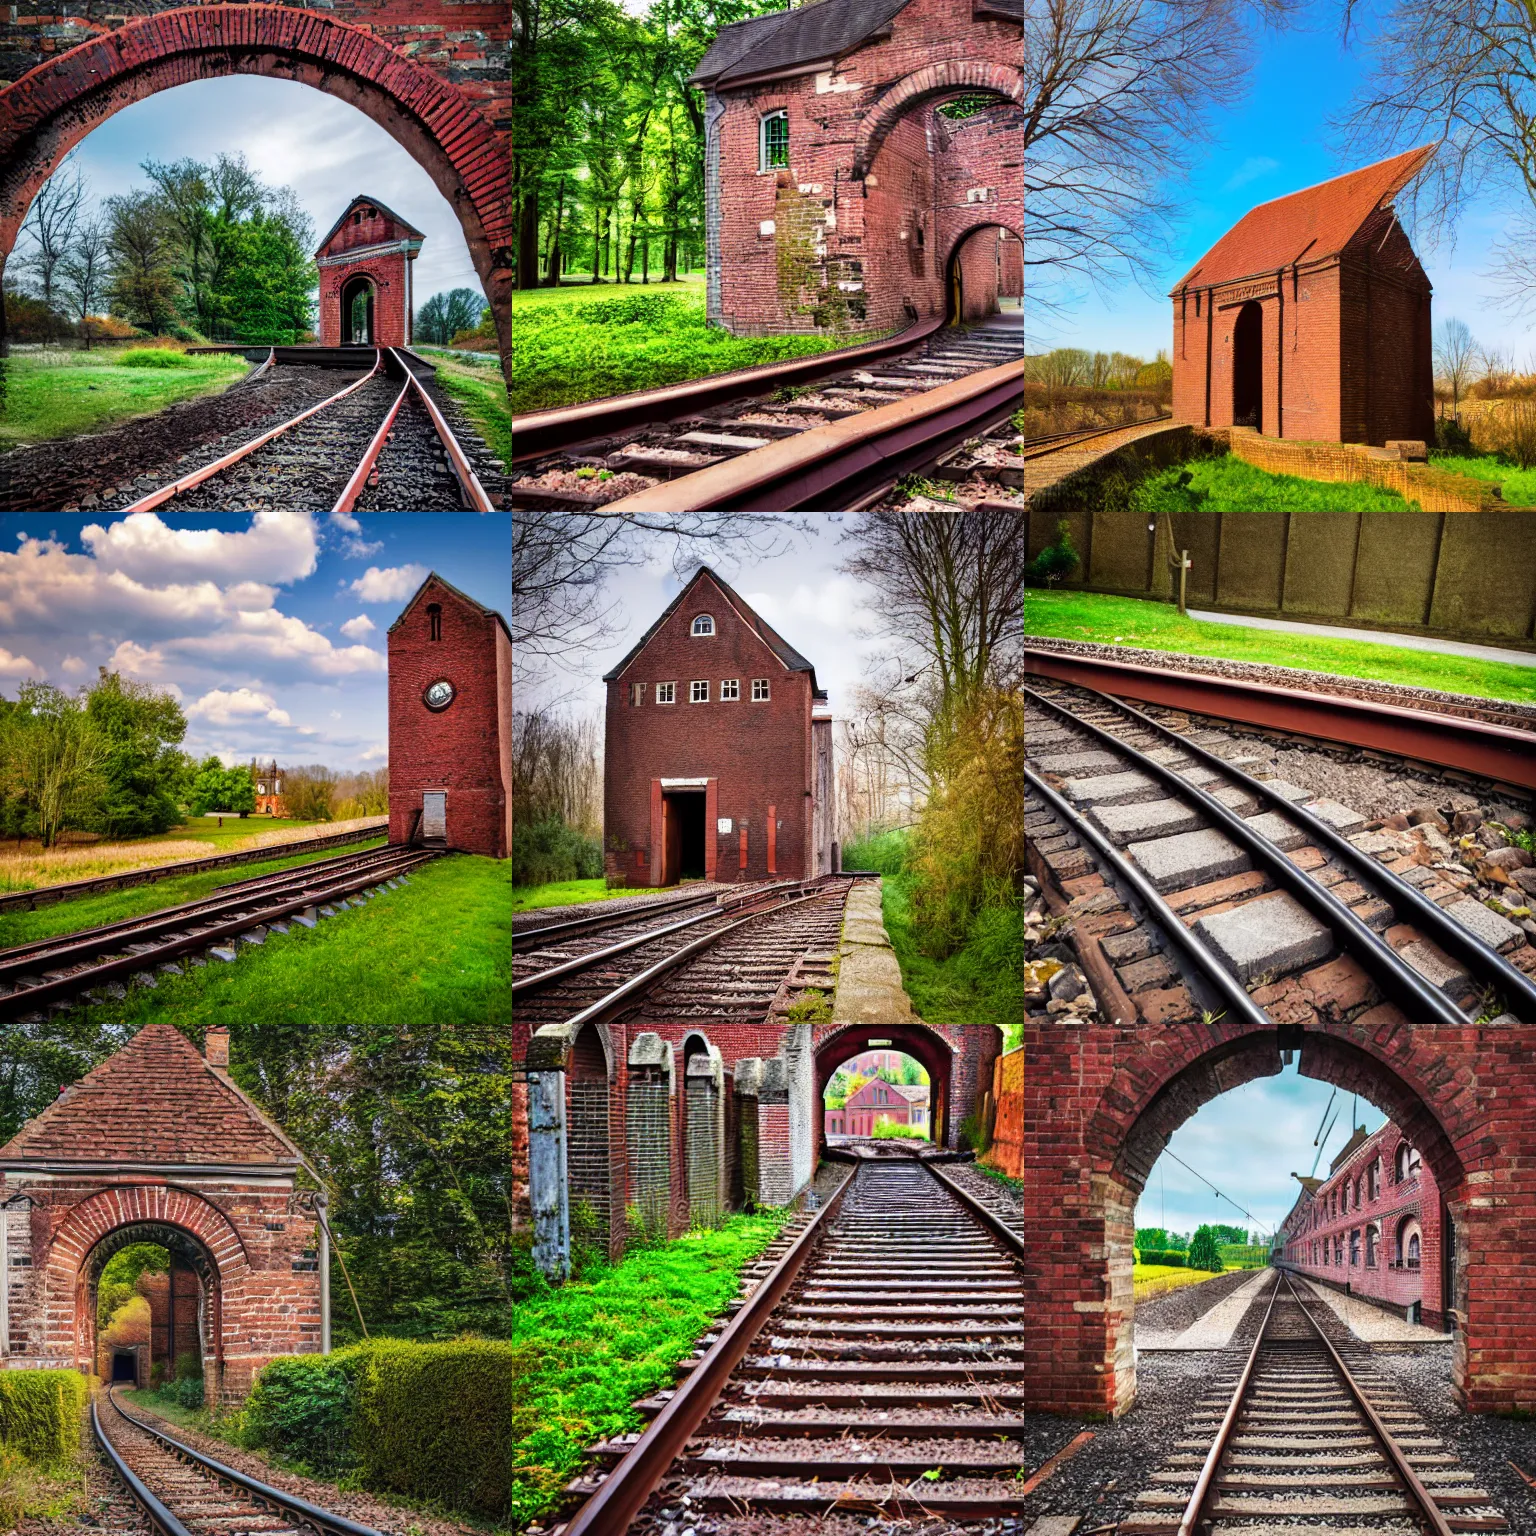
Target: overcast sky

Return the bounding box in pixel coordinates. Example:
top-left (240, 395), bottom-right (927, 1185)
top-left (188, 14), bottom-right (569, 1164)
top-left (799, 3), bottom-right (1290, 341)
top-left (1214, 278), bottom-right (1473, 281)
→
top-left (1135, 1061), bottom-right (1387, 1243)
top-left (50, 77), bottom-right (483, 313)
top-left (0, 513), bottom-right (508, 771)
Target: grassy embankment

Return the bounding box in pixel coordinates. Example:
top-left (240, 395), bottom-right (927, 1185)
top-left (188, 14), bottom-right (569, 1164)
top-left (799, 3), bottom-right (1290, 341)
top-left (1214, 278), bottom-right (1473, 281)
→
top-left (1133, 1262), bottom-right (1250, 1301)
top-left (412, 344), bottom-right (511, 468)
top-left (0, 347), bottom-right (250, 448)
top-left (1429, 452), bottom-right (1536, 508)
top-left (1026, 590), bottom-right (1536, 705)
top-left (508, 1209), bottom-right (787, 1530)
top-left (4, 853), bottom-right (509, 1027)
top-left (512, 877), bottom-right (672, 912)
top-left (1136, 455), bottom-right (1423, 511)
top-left (841, 827), bottom-right (1023, 1036)
top-left (511, 277), bottom-right (896, 416)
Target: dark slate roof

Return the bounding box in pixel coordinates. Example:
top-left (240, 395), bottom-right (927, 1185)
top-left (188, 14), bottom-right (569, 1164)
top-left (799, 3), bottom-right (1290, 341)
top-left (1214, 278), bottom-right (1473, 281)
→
top-left (688, 0), bottom-right (913, 87)
top-left (603, 566), bottom-right (820, 691)
top-left (389, 570), bottom-right (511, 643)
top-left (315, 195), bottom-right (426, 256)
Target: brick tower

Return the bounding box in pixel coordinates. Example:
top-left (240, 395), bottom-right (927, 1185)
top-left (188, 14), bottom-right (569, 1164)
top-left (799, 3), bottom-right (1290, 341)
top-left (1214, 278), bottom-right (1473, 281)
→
top-left (316, 196), bottom-right (424, 347)
top-left (387, 572), bottom-right (511, 858)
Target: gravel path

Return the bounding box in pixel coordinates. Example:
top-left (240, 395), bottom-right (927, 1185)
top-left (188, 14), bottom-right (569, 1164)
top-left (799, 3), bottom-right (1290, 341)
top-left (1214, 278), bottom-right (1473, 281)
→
top-left (1133, 1266), bottom-right (1258, 1336)
top-left (1138, 1268), bottom-right (1271, 1348)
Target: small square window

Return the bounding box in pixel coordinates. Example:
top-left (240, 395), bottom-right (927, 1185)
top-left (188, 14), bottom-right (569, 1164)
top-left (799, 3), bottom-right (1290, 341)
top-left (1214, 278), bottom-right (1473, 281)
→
top-left (751, 678), bottom-right (770, 701)
top-left (721, 679), bottom-right (740, 700)
top-left (629, 682), bottom-right (643, 707)
top-left (690, 680), bottom-right (709, 703)
top-left (656, 682), bottom-right (676, 704)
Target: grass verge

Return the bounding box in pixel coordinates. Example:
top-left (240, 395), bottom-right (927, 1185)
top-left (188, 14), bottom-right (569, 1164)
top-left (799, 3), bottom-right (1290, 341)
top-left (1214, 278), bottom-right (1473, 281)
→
top-left (512, 877), bottom-right (673, 912)
top-left (509, 1210), bottom-right (787, 1529)
top-left (1132, 1263), bottom-right (1239, 1302)
top-left (414, 346), bottom-right (511, 468)
top-left (1137, 455), bottom-right (1419, 511)
top-left (1026, 589), bottom-right (1536, 704)
top-left (0, 1444), bottom-right (84, 1526)
top-left (1429, 452), bottom-right (1536, 508)
top-left (974, 1162), bottom-right (1023, 1195)
top-left (27, 853), bottom-right (509, 1027)
top-left (0, 348), bottom-right (251, 448)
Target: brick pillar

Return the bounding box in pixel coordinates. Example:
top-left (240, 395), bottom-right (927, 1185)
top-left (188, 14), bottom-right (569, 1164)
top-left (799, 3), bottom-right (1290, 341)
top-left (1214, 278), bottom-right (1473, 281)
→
top-left (686, 1047), bottom-right (726, 1225)
top-left (705, 778), bottom-right (718, 881)
top-left (768, 803), bottom-right (777, 875)
top-left (736, 1060), bottom-right (762, 1208)
top-left (626, 1034), bottom-right (674, 1241)
top-left (649, 778), bottom-right (664, 886)
top-left (754, 1057), bottom-right (794, 1207)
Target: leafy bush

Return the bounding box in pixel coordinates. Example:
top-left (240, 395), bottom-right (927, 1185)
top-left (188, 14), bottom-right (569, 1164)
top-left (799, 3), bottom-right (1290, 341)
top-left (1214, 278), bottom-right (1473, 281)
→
top-left (871, 1118), bottom-right (925, 1139)
top-left (514, 816), bottom-right (602, 885)
top-left (0, 1369), bottom-right (87, 1464)
top-left (1025, 519), bottom-right (1080, 586)
top-left (1435, 415), bottom-right (1475, 455)
top-left (243, 1347), bottom-right (368, 1477)
top-left (1186, 1225), bottom-right (1224, 1273)
top-left (119, 348), bottom-right (192, 368)
top-left (1136, 1248), bottom-right (1186, 1268)
top-left (958, 1109), bottom-right (991, 1154)
top-left (840, 826), bottom-right (910, 877)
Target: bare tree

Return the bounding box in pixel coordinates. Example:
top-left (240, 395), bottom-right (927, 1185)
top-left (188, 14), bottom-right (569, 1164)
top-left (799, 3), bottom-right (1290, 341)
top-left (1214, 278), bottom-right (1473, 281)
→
top-left (58, 219), bottom-right (110, 348)
top-left (16, 156), bottom-right (86, 339)
top-left (1478, 344), bottom-right (1514, 398)
top-left (1434, 317), bottom-right (1478, 413)
top-left (513, 709), bottom-right (602, 836)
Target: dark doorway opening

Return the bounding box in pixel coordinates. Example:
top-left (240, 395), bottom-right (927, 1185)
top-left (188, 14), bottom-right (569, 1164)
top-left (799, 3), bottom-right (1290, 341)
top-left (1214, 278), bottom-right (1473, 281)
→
top-left (341, 276), bottom-right (376, 346)
top-left (947, 256), bottom-right (962, 326)
top-left (1232, 300), bottom-right (1263, 430)
top-left (663, 792), bottom-right (706, 884)
top-left (111, 1350), bottom-right (136, 1382)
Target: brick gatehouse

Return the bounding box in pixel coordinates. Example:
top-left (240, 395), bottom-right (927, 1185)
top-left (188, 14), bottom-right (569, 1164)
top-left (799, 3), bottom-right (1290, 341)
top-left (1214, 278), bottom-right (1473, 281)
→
top-left (688, 0), bottom-right (1024, 335)
top-left (316, 196), bottom-right (425, 348)
top-left (0, 2), bottom-right (510, 372)
top-left (1171, 147), bottom-right (1436, 445)
top-left (520, 1021), bottom-right (1001, 1269)
top-left (0, 1025), bottom-right (324, 1403)
top-left (1024, 1019), bottom-right (1536, 1417)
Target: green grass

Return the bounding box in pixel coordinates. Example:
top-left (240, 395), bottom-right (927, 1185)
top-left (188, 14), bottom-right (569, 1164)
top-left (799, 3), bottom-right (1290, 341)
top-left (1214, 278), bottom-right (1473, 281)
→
top-left (511, 878), bottom-right (673, 912)
top-left (21, 853), bottom-right (509, 1027)
top-left (1138, 455), bottom-right (1419, 511)
top-left (975, 1163), bottom-right (1023, 1195)
top-left (1429, 452), bottom-right (1536, 508)
top-left (155, 816), bottom-right (342, 849)
top-left (1026, 589), bottom-right (1536, 704)
top-left (0, 1444), bottom-right (86, 1527)
top-left (508, 1210), bottom-right (787, 1529)
top-left (0, 348), bottom-right (251, 448)
top-left (414, 346), bottom-right (511, 468)
top-left (510, 280), bottom-right (896, 416)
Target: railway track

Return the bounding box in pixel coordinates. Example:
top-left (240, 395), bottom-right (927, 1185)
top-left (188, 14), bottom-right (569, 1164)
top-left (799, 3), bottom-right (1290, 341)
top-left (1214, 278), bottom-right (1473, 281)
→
top-left (512, 880), bottom-right (790, 954)
top-left (561, 1154), bottom-right (1033, 1533)
top-left (116, 347), bottom-right (495, 512)
top-left (1024, 677), bottom-right (1536, 1025)
top-left (514, 877), bottom-right (853, 1029)
top-left (93, 1385), bottom-right (383, 1536)
top-left (1122, 1270), bottom-right (1507, 1534)
top-left (1021, 413), bottom-right (1173, 461)
top-left (0, 841), bottom-right (436, 1021)
top-left (508, 318), bottom-right (1024, 512)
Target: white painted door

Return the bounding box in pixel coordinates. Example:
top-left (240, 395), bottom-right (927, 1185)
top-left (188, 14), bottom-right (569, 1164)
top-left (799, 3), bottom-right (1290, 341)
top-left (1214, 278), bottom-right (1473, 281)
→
top-left (423, 793), bottom-right (446, 839)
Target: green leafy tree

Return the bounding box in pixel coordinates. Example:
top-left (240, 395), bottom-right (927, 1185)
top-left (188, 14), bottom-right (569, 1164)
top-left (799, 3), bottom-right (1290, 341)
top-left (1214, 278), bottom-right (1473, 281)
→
top-left (1136, 1227), bottom-right (1175, 1251)
top-left (1025, 518), bottom-right (1081, 587)
top-left (1187, 1225), bottom-right (1224, 1273)
top-left (104, 188), bottom-right (182, 333)
top-left (97, 1242), bottom-right (169, 1329)
top-left (188, 757), bottom-right (256, 816)
top-left (417, 288), bottom-right (486, 344)
top-left (83, 669), bottom-right (188, 839)
top-left (0, 682), bottom-right (111, 848)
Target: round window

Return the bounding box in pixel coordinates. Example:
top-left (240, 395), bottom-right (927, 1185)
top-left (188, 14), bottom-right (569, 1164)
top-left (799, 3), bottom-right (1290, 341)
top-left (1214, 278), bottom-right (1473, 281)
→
top-left (424, 679), bottom-right (456, 712)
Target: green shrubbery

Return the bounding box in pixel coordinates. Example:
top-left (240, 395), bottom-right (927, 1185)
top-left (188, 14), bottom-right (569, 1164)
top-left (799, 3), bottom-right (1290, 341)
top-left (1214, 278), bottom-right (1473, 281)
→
top-left (871, 1118), bottom-right (926, 1140)
top-left (0, 1370), bottom-right (87, 1464)
top-left (1136, 1248), bottom-right (1186, 1268)
top-left (1025, 519), bottom-right (1081, 586)
top-left (119, 348), bottom-right (193, 368)
top-left (512, 816), bottom-right (603, 885)
top-left (1186, 1225), bottom-right (1224, 1273)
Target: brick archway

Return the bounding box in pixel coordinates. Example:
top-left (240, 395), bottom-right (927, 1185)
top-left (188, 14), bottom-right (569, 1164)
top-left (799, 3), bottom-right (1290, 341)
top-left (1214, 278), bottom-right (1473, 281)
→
top-left (337, 272), bottom-right (384, 347)
top-left (1023, 1020), bottom-right (1536, 1418)
top-left (814, 1024), bottom-right (957, 1154)
top-left (852, 60), bottom-right (1024, 181)
top-left (0, 4), bottom-right (510, 371)
top-left (942, 218), bottom-right (1025, 323)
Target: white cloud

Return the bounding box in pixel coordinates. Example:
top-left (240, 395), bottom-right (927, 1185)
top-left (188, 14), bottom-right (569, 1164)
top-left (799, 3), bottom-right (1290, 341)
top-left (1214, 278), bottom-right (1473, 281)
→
top-left (60, 655), bottom-right (88, 675)
top-left (187, 687), bottom-right (293, 727)
top-left (0, 646), bottom-right (37, 676)
top-left (81, 512), bottom-right (318, 586)
top-left (108, 640), bottom-right (168, 677)
top-left (343, 536), bottom-right (385, 558)
top-left (339, 614), bottom-right (376, 639)
top-left (330, 512), bottom-right (362, 534)
top-left (360, 744), bottom-right (389, 762)
top-left (349, 564), bottom-right (429, 603)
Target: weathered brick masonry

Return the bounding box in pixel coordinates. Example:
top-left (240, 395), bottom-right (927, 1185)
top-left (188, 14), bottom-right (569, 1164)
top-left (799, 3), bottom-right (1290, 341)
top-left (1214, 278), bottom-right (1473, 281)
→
top-left (316, 195), bottom-right (424, 347)
top-left (1023, 1020), bottom-right (1536, 1417)
top-left (388, 571), bottom-right (511, 860)
top-left (689, 0), bottom-right (1023, 335)
top-left (0, 2), bottom-right (510, 372)
top-left (0, 1025), bottom-right (323, 1403)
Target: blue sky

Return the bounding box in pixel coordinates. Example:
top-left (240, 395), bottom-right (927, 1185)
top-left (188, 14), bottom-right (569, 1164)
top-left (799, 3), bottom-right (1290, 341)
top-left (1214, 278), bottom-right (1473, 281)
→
top-left (0, 513), bottom-right (508, 771)
top-left (1039, 5), bottom-right (1536, 362)
top-left (1135, 1061), bottom-right (1387, 1243)
top-left (46, 77), bottom-right (483, 315)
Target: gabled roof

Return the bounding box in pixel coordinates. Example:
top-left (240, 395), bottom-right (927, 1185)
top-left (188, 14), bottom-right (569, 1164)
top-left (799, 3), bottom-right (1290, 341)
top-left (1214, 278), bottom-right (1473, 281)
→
top-left (1292, 1174), bottom-right (1322, 1195)
top-left (388, 570), bottom-right (511, 643)
top-left (315, 195), bottom-right (426, 256)
top-left (1172, 145), bottom-right (1435, 293)
top-left (603, 566), bottom-right (821, 691)
top-left (888, 1082), bottom-right (929, 1103)
top-left (689, 0), bottom-right (913, 87)
top-left (0, 1024), bottom-right (302, 1168)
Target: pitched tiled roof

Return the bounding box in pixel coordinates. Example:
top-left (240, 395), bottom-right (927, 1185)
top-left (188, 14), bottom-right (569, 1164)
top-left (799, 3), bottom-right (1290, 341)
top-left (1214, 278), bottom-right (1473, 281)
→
top-left (1172, 145), bottom-right (1435, 293)
top-left (689, 0), bottom-right (914, 87)
top-left (889, 1082), bottom-right (929, 1103)
top-left (315, 194), bottom-right (425, 255)
top-left (0, 1025), bottom-right (301, 1166)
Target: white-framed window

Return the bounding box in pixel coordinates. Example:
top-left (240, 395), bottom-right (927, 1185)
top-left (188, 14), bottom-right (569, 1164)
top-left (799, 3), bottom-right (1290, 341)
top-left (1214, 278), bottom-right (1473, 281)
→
top-left (690, 680), bottom-right (709, 703)
top-left (721, 678), bottom-right (740, 700)
top-left (759, 110), bottom-right (789, 172)
top-left (691, 614), bottom-right (715, 636)
top-left (656, 682), bottom-right (676, 704)
top-left (629, 682), bottom-right (643, 706)
top-left (751, 678), bottom-right (770, 701)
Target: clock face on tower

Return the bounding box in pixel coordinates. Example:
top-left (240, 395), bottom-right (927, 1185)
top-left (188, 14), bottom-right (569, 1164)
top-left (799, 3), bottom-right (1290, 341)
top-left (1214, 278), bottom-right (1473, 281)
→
top-left (424, 679), bottom-right (456, 712)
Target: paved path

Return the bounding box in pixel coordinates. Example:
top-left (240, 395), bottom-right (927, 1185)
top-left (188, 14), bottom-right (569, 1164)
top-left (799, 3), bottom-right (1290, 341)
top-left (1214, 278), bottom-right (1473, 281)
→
top-left (832, 877), bottom-right (921, 1023)
top-left (1024, 420), bottom-right (1186, 503)
top-left (1187, 608), bottom-right (1536, 668)
top-left (1137, 1267), bottom-right (1273, 1351)
top-left (1297, 1275), bottom-right (1451, 1343)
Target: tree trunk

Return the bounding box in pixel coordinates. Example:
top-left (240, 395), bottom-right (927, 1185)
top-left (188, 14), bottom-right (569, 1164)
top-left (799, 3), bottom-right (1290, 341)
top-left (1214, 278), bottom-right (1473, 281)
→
top-left (544, 176), bottom-right (567, 287)
top-left (516, 187), bottom-right (540, 291)
top-left (592, 204), bottom-right (601, 282)
top-left (641, 226), bottom-right (649, 283)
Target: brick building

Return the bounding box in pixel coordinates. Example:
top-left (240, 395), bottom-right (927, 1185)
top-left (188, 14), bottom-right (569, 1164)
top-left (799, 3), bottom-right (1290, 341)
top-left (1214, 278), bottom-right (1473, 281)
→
top-left (252, 761), bottom-right (286, 818)
top-left (0, 1025), bottom-right (324, 1403)
top-left (827, 1077), bottom-right (928, 1137)
top-left (387, 571), bottom-right (511, 859)
top-left (1171, 146), bottom-right (1436, 446)
top-left (316, 196), bottom-right (424, 347)
top-left (603, 567), bottom-right (835, 886)
top-left (1276, 1120), bottom-right (1444, 1330)
top-left (687, 0), bottom-right (1024, 335)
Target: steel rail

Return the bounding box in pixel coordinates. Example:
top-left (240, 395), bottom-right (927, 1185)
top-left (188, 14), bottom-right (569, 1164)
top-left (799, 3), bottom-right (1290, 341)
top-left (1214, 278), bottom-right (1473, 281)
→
top-left (510, 315), bottom-right (945, 463)
top-left (1020, 413), bottom-right (1173, 461)
top-left (1025, 765), bottom-right (1274, 1028)
top-left (331, 376), bottom-right (410, 513)
top-left (1175, 1269), bottom-right (1282, 1536)
top-left (1026, 685), bottom-right (1468, 1023)
top-left (512, 880), bottom-right (801, 954)
top-left (390, 348), bottom-right (495, 510)
top-left (118, 349), bottom-right (384, 513)
top-left (601, 359), bottom-right (1024, 511)
top-left (92, 1396), bottom-right (194, 1536)
top-left (1036, 677), bottom-right (1536, 1021)
top-left (925, 1159), bottom-right (1026, 1261)
top-left (562, 1165), bottom-right (858, 1536)
top-left (106, 1387), bottom-right (386, 1536)
top-left (229, 346), bottom-right (276, 387)
top-left (1025, 646), bottom-right (1536, 791)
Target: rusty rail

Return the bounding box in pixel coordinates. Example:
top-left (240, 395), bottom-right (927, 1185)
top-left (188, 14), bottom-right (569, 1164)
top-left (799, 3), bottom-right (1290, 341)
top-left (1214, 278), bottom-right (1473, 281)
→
top-left (390, 349), bottom-right (495, 510)
top-left (331, 377), bottom-right (410, 513)
top-left (1021, 412), bottom-right (1172, 461)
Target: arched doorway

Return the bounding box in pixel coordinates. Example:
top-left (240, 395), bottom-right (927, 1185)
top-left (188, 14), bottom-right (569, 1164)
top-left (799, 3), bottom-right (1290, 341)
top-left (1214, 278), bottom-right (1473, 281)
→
top-left (813, 1025), bottom-right (957, 1161)
top-left (944, 223), bottom-right (1024, 325)
top-left (341, 275), bottom-right (377, 346)
top-left (1232, 300), bottom-right (1264, 430)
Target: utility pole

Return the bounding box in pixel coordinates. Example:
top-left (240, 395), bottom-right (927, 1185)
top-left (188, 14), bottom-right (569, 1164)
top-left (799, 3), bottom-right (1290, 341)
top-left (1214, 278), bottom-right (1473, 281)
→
top-left (1178, 549), bottom-right (1190, 616)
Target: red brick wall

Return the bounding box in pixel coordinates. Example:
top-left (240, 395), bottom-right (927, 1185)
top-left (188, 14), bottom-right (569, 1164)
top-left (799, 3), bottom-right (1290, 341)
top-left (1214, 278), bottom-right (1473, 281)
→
top-left (318, 250), bottom-right (412, 348)
top-left (388, 577), bottom-right (511, 859)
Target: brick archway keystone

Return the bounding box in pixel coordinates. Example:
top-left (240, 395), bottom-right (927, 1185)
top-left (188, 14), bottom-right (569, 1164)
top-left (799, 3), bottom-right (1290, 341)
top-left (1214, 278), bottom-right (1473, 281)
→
top-left (853, 60), bottom-right (1025, 181)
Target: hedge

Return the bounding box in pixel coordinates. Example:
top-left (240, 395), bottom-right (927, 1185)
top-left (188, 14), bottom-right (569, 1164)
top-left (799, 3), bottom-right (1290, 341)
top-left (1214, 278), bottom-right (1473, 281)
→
top-left (1136, 1248), bottom-right (1186, 1267)
top-left (0, 1369), bottom-right (87, 1464)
